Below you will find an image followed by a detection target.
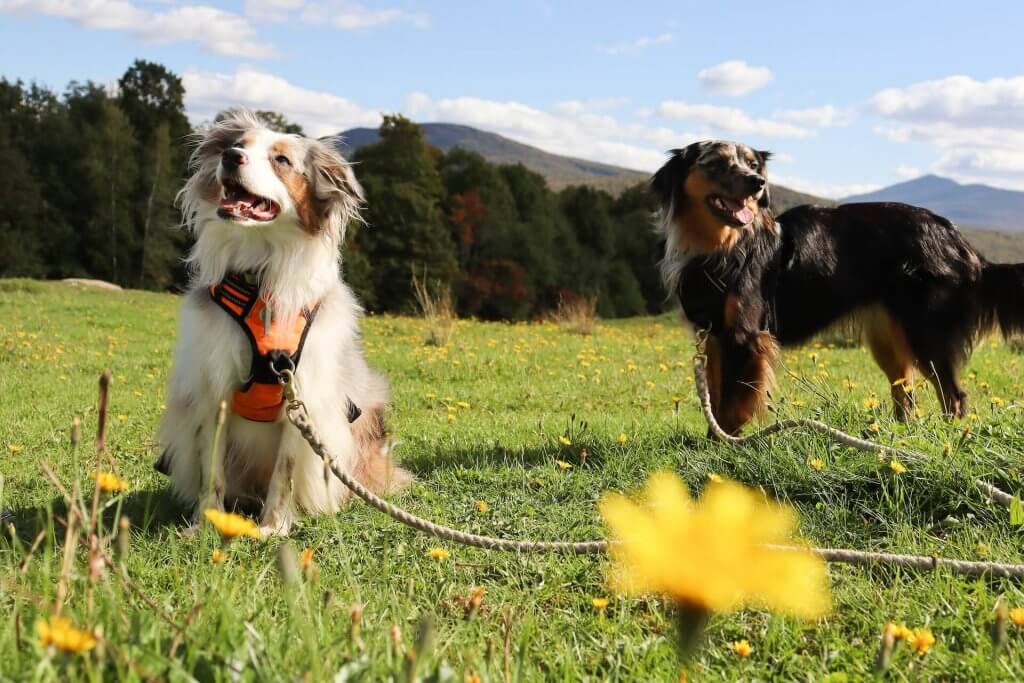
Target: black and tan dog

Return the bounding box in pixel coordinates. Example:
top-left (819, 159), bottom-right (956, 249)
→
top-left (652, 140), bottom-right (1024, 434)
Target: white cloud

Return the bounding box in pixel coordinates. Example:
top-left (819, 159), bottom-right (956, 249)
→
top-left (553, 97), bottom-right (629, 115)
top-left (246, 0), bottom-right (429, 29)
top-left (649, 101), bottom-right (814, 139)
top-left (770, 173), bottom-right (881, 200)
top-left (870, 75), bottom-right (1024, 190)
top-left (697, 60), bottom-right (772, 96)
top-left (0, 0), bottom-right (276, 58)
top-left (183, 68), bottom-right (381, 137)
top-left (605, 32), bottom-right (673, 56)
top-left (896, 165), bottom-right (921, 180)
top-left (775, 104), bottom-right (855, 128)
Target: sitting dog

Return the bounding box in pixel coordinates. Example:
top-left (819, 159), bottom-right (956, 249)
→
top-left (652, 140), bottom-right (1024, 434)
top-left (156, 109), bottom-right (410, 536)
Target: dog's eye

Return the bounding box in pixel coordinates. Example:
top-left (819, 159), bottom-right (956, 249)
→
top-left (275, 155), bottom-right (292, 167)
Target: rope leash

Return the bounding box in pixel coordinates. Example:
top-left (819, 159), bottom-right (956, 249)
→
top-left (277, 349), bottom-right (1024, 577)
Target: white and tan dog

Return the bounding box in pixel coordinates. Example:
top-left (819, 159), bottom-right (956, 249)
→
top-left (157, 109), bottom-right (409, 536)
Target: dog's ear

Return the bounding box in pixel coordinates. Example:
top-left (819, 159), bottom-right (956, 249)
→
top-left (307, 138), bottom-right (364, 240)
top-left (650, 143), bottom-right (703, 216)
top-left (756, 149), bottom-right (772, 209)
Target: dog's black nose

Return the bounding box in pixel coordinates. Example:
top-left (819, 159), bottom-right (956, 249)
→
top-left (744, 174), bottom-right (766, 193)
top-left (222, 148), bottom-right (248, 170)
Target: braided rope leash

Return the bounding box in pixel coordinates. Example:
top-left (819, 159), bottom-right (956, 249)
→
top-left (278, 364), bottom-right (1024, 577)
top-left (689, 328), bottom-right (1015, 508)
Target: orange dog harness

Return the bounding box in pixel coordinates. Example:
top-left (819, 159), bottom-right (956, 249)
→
top-left (209, 273), bottom-right (321, 422)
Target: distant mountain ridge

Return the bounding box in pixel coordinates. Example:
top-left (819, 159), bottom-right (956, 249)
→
top-left (337, 122), bottom-right (819, 211)
top-left (843, 175), bottom-right (1024, 232)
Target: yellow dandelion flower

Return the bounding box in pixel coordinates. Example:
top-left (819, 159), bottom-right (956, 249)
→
top-left (869, 422), bottom-right (880, 434)
top-left (885, 622), bottom-right (914, 641)
top-left (808, 458), bottom-right (824, 471)
top-left (95, 472), bottom-right (129, 493)
top-left (732, 639), bottom-right (753, 657)
top-left (991, 396), bottom-right (1005, 407)
top-left (36, 615), bottom-right (97, 654)
top-left (556, 460), bottom-right (573, 471)
top-left (116, 414), bottom-right (127, 422)
top-left (592, 597), bottom-right (609, 611)
top-left (558, 435), bottom-right (572, 446)
top-left (617, 433), bottom-right (628, 446)
top-left (910, 628), bottom-right (935, 654)
top-left (474, 499), bottom-right (490, 513)
top-left (791, 399), bottom-right (806, 407)
top-left (1009, 607), bottom-right (1024, 626)
top-left (8, 444), bottom-right (23, 455)
top-left (211, 548), bottom-right (227, 564)
top-left (300, 548), bottom-right (314, 570)
top-left (600, 472), bottom-right (831, 619)
top-left (889, 459), bottom-right (907, 475)
top-left (203, 509), bottom-right (260, 540)
top-left (457, 401), bottom-right (471, 409)
top-left (672, 395), bottom-right (682, 407)
top-left (428, 547), bottom-right (450, 560)
top-left (863, 397), bottom-right (881, 410)
top-left (447, 413), bottom-right (456, 423)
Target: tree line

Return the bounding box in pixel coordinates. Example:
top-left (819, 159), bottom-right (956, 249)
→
top-left (0, 61), bottom-right (666, 318)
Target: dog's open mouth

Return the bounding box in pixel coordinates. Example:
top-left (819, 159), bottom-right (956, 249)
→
top-left (218, 179), bottom-right (280, 222)
top-left (707, 194), bottom-right (755, 227)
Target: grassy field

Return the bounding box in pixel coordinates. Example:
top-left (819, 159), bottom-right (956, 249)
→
top-left (3, 278), bottom-right (1024, 681)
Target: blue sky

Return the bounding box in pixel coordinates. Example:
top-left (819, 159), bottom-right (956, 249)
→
top-left (2, 0), bottom-right (1023, 196)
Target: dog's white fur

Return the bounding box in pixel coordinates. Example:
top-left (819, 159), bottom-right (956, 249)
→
top-left (158, 109), bottom-right (410, 537)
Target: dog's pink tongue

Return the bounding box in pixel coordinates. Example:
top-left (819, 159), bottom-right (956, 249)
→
top-left (722, 197), bottom-right (755, 225)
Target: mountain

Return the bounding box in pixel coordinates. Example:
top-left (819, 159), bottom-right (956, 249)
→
top-left (843, 175), bottom-right (1024, 232)
top-left (338, 123), bottom-right (648, 194)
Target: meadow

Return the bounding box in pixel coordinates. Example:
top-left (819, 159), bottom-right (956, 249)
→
top-left (3, 278), bottom-right (1024, 681)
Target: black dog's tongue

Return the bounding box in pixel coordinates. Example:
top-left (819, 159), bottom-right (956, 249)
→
top-left (721, 196), bottom-right (754, 225)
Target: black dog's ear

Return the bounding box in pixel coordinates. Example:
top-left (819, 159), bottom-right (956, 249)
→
top-left (650, 143), bottom-right (703, 214)
top-left (756, 149), bottom-right (772, 209)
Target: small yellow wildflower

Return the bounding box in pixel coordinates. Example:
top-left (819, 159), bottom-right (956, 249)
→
top-left (991, 396), bottom-right (1005, 407)
top-left (457, 401), bottom-right (471, 409)
top-left (863, 397), bottom-right (881, 410)
top-left (211, 548), bottom-right (227, 564)
top-left (868, 422), bottom-right (880, 434)
top-left (556, 460), bottom-right (573, 471)
top-left (36, 616), bottom-right (97, 654)
top-left (732, 639), bottom-right (753, 657)
top-left (885, 622), bottom-right (914, 641)
top-left (116, 414), bottom-right (127, 422)
top-left (447, 413), bottom-right (456, 423)
top-left (889, 459), bottom-right (907, 475)
top-left (592, 597), bottom-right (610, 611)
top-left (617, 433), bottom-right (628, 446)
top-left (558, 435), bottom-right (572, 446)
top-left (474, 500), bottom-right (490, 513)
top-left (1009, 607), bottom-right (1024, 627)
top-left (808, 458), bottom-right (824, 471)
top-left (8, 444), bottom-right (23, 455)
top-left (428, 547), bottom-right (450, 560)
top-left (910, 628), bottom-right (935, 654)
top-left (600, 472), bottom-right (830, 619)
top-left (204, 509), bottom-right (260, 540)
top-left (672, 395), bottom-right (682, 408)
top-left (96, 472), bottom-right (129, 493)
top-left (300, 548), bottom-right (315, 570)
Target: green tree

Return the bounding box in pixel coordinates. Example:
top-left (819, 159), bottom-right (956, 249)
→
top-left (254, 110), bottom-right (305, 135)
top-left (352, 115), bottom-right (457, 311)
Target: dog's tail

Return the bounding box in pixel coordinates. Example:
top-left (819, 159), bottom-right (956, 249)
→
top-left (350, 405), bottom-right (413, 495)
top-left (982, 262), bottom-right (1024, 338)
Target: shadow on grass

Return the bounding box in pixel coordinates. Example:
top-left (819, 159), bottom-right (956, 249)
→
top-left (5, 486), bottom-right (189, 543)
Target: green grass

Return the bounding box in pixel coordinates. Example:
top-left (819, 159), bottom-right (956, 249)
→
top-left (3, 278), bottom-right (1024, 681)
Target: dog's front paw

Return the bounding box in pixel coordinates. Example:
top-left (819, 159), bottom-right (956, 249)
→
top-left (259, 521), bottom-right (292, 539)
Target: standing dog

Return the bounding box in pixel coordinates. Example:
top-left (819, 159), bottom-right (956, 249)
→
top-left (652, 140), bottom-right (1024, 434)
top-left (156, 109), bottom-right (409, 536)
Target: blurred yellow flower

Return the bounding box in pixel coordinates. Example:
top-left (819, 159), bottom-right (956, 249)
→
top-left (36, 615), bottom-right (96, 654)
top-left (991, 396), bottom-right (1005, 407)
top-left (457, 401), bottom-right (471, 409)
top-left (600, 472), bottom-right (830, 619)
top-left (474, 499), bottom-right (490, 513)
top-left (211, 548), bottom-right (227, 564)
top-left (808, 458), bottom-right (824, 471)
top-left (1009, 607), bottom-right (1024, 626)
top-left (617, 433), bottom-right (628, 446)
top-left (204, 509), bottom-right (260, 540)
top-left (910, 628), bottom-right (935, 654)
top-left (731, 639), bottom-right (752, 657)
top-left (592, 597), bottom-right (609, 611)
top-left (428, 547), bottom-right (450, 560)
top-left (863, 397), bottom-right (881, 410)
top-left (96, 472), bottom-right (129, 493)
top-left (868, 422), bottom-right (880, 433)
top-left (558, 435), bottom-right (572, 446)
top-left (885, 622), bottom-right (913, 641)
top-left (889, 459), bottom-right (907, 475)
top-left (8, 444), bottom-right (23, 455)
top-left (300, 548), bottom-right (314, 570)
top-left (556, 460), bottom-right (573, 471)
